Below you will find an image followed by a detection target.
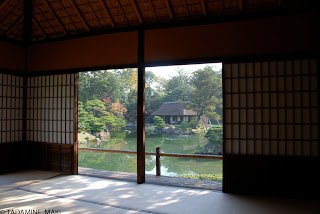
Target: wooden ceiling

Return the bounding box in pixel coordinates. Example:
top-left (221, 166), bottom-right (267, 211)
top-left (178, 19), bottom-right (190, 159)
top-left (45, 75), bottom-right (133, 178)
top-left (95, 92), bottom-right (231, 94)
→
top-left (0, 0), bottom-right (316, 43)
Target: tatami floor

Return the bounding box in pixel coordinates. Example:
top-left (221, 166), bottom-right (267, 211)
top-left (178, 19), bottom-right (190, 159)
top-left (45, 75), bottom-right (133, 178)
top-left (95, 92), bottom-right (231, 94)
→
top-left (0, 170), bottom-right (319, 214)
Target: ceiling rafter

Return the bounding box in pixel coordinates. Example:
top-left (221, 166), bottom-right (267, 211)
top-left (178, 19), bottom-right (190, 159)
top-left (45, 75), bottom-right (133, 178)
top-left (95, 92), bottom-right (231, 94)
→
top-left (85, 0), bottom-right (102, 28)
top-left (165, 0), bottom-right (174, 20)
top-left (0, 0), bottom-right (23, 24)
top-left (131, 0), bottom-right (143, 24)
top-left (0, 0), bottom-right (10, 11)
top-left (200, 0), bottom-right (207, 16)
top-left (99, 0), bottom-right (115, 27)
top-left (148, 0), bottom-right (158, 21)
top-left (33, 0), bottom-right (59, 38)
top-left (183, 0), bottom-right (189, 15)
top-left (33, 17), bottom-right (47, 39)
top-left (59, 1), bottom-right (79, 31)
top-left (239, 0), bottom-right (244, 12)
top-left (3, 14), bottom-right (23, 36)
top-left (42, 0), bottom-right (68, 35)
top-left (116, 0), bottom-right (128, 25)
top-left (69, 0), bottom-right (91, 31)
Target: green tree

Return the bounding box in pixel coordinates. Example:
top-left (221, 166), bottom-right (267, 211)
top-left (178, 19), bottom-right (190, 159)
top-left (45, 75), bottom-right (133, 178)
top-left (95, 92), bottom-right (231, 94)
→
top-left (205, 126), bottom-right (223, 144)
top-left (88, 117), bottom-right (105, 134)
top-left (185, 66), bottom-right (222, 129)
top-left (153, 116), bottom-right (165, 132)
top-left (85, 99), bottom-right (107, 117)
top-left (165, 69), bottom-right (193, 102)
top-left (78, 101), bottom-right (90, 132)
top-left (101, 115), bottom-right (126, 130)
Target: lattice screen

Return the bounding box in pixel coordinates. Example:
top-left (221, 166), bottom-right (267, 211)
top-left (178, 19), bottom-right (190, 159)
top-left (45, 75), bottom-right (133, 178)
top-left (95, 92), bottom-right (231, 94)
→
top-left (26, 74), bottom-right (77, 145)
top-left (223, 60), bottom-right (319, 156)
top-left (0, 73), bottom-right (23, 143)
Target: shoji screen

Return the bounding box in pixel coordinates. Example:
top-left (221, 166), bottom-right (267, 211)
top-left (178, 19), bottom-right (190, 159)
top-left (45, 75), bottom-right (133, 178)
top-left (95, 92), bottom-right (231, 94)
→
top-left (0, 72), bottom-right (24, 173)
top-left (26, 73), bottom-right (78, 174)
top-left (224, 60), bottom-right (319, 157)
top-left (223, 59), bottom-right (320, 196)
top-left (0, 73), bottom-right (23, 143)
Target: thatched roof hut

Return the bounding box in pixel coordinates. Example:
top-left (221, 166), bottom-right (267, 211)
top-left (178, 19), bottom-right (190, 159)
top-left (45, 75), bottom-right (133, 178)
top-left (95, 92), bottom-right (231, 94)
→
top-left (151, 101), bottom-right (196, 117)
top-left (152, 101), bottom-right (209, 124)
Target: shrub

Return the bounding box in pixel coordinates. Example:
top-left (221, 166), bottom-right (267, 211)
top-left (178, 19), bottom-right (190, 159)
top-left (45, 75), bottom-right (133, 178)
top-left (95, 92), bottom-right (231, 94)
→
top-left (179, 122), bottom-right (189, 132)
top-left (205, 126), bottom-right (223, 144)
top-left (178, 174), bottom-right (222, 181)
top-left (153, 116), bottom-right (165, 132)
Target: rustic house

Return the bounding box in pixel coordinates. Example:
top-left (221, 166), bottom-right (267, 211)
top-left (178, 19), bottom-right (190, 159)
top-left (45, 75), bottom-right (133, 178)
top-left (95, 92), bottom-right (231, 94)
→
top-left (151, 101), bottom-right (209, 125)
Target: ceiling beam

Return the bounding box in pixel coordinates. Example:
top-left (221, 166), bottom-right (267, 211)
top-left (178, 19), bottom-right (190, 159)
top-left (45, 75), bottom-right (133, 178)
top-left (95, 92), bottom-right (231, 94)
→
top-left (4, 14), bottom-right (23, 36)
top-left (148, 0), bottom-right (158, 22)
top-left (0, 0), bottom-right (10, 11)
top-left (131, 0), bottom-right (143, 24)
top-left (69, 0), bottom-right (91, 31)
top-left (116, 0), bottom-right (128, 25)
top-left (200, 0), bottom-right (207, 16)
top-left (239, 0), bottom-right (244, 12)
top-left (99, 0), bottom-right (115, 28)
top-left (42, 0), bottom-right (68, 35)
top-left (165, 0), bottom-right (174, 20)
top-left (33, 17), bottom-right (48, 39)
top-left (24, 0), bottom-right (32, 43)
top-left (184, 0), bottom-right (189, 15)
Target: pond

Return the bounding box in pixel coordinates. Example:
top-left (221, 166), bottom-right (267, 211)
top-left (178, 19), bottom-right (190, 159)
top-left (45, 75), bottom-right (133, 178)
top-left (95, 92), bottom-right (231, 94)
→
top-left (78, 130), bottom-right (222, 177)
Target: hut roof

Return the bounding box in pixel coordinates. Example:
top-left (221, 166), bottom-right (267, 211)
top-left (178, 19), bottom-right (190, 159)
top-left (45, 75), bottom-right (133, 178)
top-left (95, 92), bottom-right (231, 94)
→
top-left (151, 101), bottom-right (197, 116)
top-left (0, 0), bottom-right (313, 43)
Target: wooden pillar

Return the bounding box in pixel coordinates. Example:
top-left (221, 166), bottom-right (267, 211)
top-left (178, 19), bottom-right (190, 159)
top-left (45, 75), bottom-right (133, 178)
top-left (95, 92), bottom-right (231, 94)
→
top-left (137, 29), bottom-right (145, 184)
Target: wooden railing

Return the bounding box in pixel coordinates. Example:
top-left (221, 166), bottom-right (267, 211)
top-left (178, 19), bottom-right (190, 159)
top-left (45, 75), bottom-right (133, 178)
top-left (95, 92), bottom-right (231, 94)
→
top-left (78, 147), bottom-right (223, 176)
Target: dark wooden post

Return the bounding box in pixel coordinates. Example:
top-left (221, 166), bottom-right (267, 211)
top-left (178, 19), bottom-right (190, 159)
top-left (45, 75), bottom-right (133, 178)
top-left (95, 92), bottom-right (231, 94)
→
top-left (137, 29), bottom-right (145, 184)
top-left (156, 147), bottom-right (161, 176)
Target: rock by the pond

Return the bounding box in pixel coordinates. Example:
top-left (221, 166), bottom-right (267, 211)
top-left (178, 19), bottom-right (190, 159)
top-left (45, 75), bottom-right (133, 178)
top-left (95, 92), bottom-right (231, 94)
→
top-left (161, 128), bottom-right (168, 133)
top-left (195, 142), bottom-right (222, 155)
top-left (184, 130), bottom-right (192, 135)
top-left (167, 126), bottom-right (175, 134)
top-left (174, 129), bottom-right (184, 135)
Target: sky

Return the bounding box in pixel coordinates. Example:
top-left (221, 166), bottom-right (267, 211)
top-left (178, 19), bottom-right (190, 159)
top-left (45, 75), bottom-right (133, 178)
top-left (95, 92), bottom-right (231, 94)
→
top-left (146, 63), bottom-right (222, 80)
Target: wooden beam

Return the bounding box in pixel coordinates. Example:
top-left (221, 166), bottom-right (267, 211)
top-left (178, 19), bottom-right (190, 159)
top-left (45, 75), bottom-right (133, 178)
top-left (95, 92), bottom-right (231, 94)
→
top-left (69, 0), bottom-right (90, 31)
top-left (0, 0), bottom-right (10, 11)
top-left (23, 0), bottom-right (32, 43)
top-left (148, 0), bottom-right (158, 22)
top-left (239, 0), bottom-right (244, 12)
top-left (200, 0), bottom-right (207, 16)
top-left (3, 14), bottom-right (23, 36)
top-left (131, 0), bottom-right (143, 24)
top-left (99, 0), bottom-right (115, 28)
top-left (165, 0), bottom-right (174, 20)
top-left (42, 0), bottom-right (68, 35)
top-left (73, 73), bottom-right (79, 174)
top-left (116, 0), bottom-right (128, 25)
top-left (33, 0), bottom-right (59, 38)
top-left (137, 29), bottom-right (145, 184)
top-left (184, 0), bottom-right (189, 15)
top-left (33, 17), bottom-right (48, 39)
top-left (85, 0), bottom-right (102, 28)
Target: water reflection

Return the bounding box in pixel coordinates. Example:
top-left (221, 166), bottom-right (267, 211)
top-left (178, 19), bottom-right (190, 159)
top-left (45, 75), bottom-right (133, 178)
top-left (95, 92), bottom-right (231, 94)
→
top-left (78, 130), bottom-right (222, 176)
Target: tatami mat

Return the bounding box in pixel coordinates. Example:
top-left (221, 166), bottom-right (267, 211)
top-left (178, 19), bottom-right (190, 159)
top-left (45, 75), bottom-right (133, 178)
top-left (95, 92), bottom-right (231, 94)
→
top-left (1, 171), bottom-right (320, 214)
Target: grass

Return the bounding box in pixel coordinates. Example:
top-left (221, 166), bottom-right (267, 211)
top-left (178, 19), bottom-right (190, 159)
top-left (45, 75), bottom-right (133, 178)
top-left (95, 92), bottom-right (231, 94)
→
top-left (78, 132), bottom-right (96, 141)
top-left (178, 174), bottom-right (222, 181)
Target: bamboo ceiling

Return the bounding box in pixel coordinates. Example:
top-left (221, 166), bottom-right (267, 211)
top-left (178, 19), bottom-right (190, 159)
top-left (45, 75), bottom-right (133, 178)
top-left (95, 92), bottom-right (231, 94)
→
top-left (0, 0), bottom-right (316, 42)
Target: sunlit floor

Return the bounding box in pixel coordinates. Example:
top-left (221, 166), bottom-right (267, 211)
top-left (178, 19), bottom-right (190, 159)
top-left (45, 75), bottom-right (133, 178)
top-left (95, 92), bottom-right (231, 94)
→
top-left (1, 170), bottom-right (319, 214)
